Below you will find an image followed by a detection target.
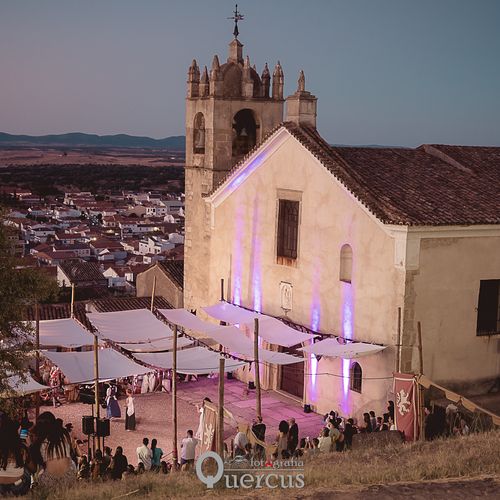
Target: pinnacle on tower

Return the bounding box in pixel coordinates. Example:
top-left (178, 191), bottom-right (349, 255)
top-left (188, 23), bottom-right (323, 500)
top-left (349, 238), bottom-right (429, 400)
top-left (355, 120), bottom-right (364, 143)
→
top-left (272, 61), bottom-right (284, 100)
top-left (298, 70), bottom-right (305, 93)
top-left (187, 59), bottom-right (200, 98)
top-left (199, 66), bottom-right (209, 97)
top-left (210, 55), bottom-right (223, 96)
top-left (261, 63), bottom-right (271, 98)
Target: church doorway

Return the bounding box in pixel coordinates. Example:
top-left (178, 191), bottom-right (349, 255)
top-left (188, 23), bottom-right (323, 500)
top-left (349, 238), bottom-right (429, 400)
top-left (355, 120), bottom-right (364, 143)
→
top-left (232, 109), bottom-right (258, 159)
top-left (280, 346), bottom-right (305, 399)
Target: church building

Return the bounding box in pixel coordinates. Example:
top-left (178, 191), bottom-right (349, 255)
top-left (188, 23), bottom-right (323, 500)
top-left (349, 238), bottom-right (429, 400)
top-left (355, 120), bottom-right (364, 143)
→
top-left (183, 30), bottom-right (500, 416)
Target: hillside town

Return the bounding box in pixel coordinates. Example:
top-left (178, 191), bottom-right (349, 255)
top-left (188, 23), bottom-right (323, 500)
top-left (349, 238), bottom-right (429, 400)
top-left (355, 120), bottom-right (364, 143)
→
top-left (2, 187), bottom-right (185, 300)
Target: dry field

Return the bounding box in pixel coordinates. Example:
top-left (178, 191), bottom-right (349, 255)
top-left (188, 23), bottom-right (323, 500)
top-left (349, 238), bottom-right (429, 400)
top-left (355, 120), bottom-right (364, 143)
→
top-left (0, 147), bottom-right (184, 167)
top-left (26, 430), bottom-right (500, 499)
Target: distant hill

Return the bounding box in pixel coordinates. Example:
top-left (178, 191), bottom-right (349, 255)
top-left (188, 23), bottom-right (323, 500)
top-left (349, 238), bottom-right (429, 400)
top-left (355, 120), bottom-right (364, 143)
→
top-left (0, 132), bottom-right (185, 149)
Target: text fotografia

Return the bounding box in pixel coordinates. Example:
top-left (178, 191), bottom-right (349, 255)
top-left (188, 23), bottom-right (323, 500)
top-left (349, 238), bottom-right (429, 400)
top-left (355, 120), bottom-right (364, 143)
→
top-left (196, 451), bottom-right (305, 489)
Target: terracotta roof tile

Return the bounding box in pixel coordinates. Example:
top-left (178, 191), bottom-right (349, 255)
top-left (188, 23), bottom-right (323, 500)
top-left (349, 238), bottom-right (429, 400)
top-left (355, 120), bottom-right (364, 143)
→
top-left (208, 122), bottom-right (500, 226)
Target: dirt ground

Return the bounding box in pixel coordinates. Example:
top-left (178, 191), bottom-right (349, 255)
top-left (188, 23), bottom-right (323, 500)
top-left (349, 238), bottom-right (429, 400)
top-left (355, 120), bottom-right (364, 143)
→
top-left (305, 476), bottom-right (500, 499)
top-left (45, 377), bottom-right (323, 466)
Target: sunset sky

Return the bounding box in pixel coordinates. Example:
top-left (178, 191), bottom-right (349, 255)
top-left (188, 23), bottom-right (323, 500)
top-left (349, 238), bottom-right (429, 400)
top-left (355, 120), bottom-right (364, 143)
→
top-left (1, 0), bottom-right (499, 146)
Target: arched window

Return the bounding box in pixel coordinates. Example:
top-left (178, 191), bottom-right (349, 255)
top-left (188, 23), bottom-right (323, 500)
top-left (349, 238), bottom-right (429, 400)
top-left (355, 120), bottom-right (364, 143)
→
top-left (350, 362), bottom-right (362, 393)
top-left (339, 244), bottom-right (353, 283)
top-left (232, 109), bottom-right (257, 159)
top-left (193, 113), bottom-right (205, 154)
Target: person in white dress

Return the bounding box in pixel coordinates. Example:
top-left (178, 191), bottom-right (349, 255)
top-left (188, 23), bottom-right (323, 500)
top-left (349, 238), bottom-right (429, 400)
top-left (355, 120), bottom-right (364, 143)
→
top-left (125, 389), bottom-right (136, 431)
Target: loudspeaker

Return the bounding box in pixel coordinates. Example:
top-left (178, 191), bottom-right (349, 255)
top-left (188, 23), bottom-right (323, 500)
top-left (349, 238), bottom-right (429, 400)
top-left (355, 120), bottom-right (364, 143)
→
top-left (82, 416), bottom-right (95, 435)
top-left (248, 381), bottom-right (256, 390)
top-left (227, 372), bottom-right (234, 380)
top-left (96, 418), bottom-right (110, 438)
top-left (303, 404), bottom-right (312, 414)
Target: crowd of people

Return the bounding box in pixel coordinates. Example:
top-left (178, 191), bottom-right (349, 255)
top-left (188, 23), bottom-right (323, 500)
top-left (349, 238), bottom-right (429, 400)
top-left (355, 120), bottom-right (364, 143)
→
top-left (0, 409), bottom-right (178, 497)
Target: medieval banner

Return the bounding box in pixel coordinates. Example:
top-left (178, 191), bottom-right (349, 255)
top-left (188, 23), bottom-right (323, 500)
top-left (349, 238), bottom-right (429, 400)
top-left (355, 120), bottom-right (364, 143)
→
top-left (393, 372), bottom-right (418, 441)
top-left (199, 402), bottom-right (217, 454)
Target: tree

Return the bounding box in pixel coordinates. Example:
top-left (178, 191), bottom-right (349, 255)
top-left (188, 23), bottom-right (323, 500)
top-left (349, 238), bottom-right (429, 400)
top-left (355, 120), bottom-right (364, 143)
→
top-left (0, 215), bottom-right (58, 398)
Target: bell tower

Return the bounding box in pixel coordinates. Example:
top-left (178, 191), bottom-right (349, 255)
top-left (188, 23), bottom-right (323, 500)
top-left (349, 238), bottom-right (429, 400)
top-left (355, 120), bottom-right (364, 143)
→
top-left (184, 8), bottom-right (285, 310)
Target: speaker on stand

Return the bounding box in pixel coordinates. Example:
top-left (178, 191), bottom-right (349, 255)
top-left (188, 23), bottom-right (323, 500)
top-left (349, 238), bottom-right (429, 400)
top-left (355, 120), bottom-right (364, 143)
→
top-left (96, 418), bottom-right (110, 451)
top-left (82, 416), bottom-right (95, 459)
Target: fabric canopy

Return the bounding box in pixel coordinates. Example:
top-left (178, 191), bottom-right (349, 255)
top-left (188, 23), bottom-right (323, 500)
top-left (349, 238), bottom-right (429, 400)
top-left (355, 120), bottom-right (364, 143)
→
top-left (202, 302), bottom-right (315, 347)
top-left (202, 301), bottom-right (263, 324)
top-left (87, 309), bottom-right (173, 343)
top-left (26, 318), bottom-right (94, 347)
top-left (118, 337), bottom-right (192, 353)
top-left (299, 338), bottom-right (386, 358)
top-left (206, 327), bottom-right (304, 365)
top-left (244, 317), bottom-right (315, 347)
top-left (135, 347), bottom-right (246, 375)
top-left (42, 348), bottom-right (150, 384)
top-left (159, 308), bottom-right (303, 365)
top-left (1, 374), bottom-right (49, 398)
top-left (158, 308), bottom-right (219, 335)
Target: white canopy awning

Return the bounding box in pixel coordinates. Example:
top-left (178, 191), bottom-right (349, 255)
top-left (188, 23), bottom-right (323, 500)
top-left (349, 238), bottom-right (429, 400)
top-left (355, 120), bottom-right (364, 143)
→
top-left (87, 309), bottom-right (173, 343)
top-left (1, 374), bottom-right (50, 398)
top-left (135, 347), bottom-right (246, 375)
top-left (202, 301), bottom-right (263, 324)
top-left (159, 308), bottom-right (303, 365)
top-left (118, 337), bottom-right (193, 353)
top-left (26, 318), bottom-right (94, 348)
top-left (206, 327), bottom-right (304, 365)
top-left (42, 348), bottom-right (150, 384)
top-left (244, 317), bottom-right (315, 347)
top-left (202, 302), bottom-right (316, 347)
top-left (158, 308), bottom-right (219, 335)
top-left (299, 338), bottom-right (387, 358)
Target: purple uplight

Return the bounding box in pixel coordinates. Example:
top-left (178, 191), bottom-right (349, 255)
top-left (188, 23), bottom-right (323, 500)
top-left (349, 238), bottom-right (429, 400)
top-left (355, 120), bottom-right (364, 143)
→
top-left (341, 281), bottom-right (354, 414)
top-left (309, 276), bottom-right (321, 397)
top-left (231, 202), bottom-right (244, 306)
top-left (250, 200), bottom-right (262, 313)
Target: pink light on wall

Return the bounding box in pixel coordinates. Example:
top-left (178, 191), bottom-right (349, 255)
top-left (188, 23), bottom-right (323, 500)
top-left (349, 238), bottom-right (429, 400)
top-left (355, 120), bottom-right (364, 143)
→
top-left (309, 266), bottom-right (322, 399)
top-left (231, 201), bottom-right (245, 306)
top-left (340, 281), bottom-right (354, 414)
top-left (250, 199), bottom-right (262, 313)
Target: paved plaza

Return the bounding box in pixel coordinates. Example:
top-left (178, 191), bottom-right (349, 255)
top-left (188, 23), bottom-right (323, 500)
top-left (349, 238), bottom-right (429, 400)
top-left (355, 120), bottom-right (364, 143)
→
top-left (48, 376), bottom-right (324, 466)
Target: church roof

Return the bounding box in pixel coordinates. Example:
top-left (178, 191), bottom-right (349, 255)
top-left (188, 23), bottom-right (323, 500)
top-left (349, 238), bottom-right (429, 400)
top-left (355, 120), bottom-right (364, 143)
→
top-left (208, 122), bottom-right (500, 226)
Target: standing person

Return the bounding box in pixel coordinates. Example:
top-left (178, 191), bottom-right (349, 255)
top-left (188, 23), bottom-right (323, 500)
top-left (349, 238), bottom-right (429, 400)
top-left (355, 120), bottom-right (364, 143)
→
top-left (287, 418), bottom-right (299, 454)
top-left (361, 413), bottom-right (372, 433)
top-left (195, 397), bottom-right (212, 441)
top-left (136, 438), bottom-right (152, 471)
top-left (369, 411), bottom-right (377, 431)
top-left (125, 390), bottom-right (135, 431)
top-left (251, 416), bottom-right (266, 459)
top-left (180, 430), bottom-right (198, 468)
top-left (49, 366), bottom-right (62, 407)
top-left (150, 439), bottom-right (163, 472)
top-left (343, 418), bottom-right (357, 450)
top-left (275, 420), bottom-right (289, 457)
top-left (109, 446), bottom-right (128, 480)
top-left (106, 385), bottom-right (121, 420)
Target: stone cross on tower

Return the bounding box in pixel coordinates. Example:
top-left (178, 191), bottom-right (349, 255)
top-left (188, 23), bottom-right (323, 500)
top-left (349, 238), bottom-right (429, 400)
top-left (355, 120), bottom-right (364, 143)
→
top-left (227, 4), bottom-right (244, 39)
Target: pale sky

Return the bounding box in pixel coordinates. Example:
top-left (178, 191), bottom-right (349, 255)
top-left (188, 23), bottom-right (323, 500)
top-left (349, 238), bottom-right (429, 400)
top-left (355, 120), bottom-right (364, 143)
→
top-left (1, 0), bottom-right (499, 146)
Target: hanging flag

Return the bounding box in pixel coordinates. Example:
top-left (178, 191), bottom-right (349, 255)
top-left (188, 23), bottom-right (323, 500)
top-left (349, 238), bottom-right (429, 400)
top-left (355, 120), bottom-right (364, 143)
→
top-left (393, 372), bottom-right (419, 441)
top-left (199, 402), bottom-right (217, 454)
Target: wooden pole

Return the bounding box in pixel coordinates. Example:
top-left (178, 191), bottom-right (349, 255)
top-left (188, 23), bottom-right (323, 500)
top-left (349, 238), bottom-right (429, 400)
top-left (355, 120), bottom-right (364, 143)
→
top-left (254, 318), bottom-right (261, 418)
top-left (220, 278), bottom-right (224, 301)
top-left (35, 301), bottom-right (40, 419)
top-left (150, 276), bottom-right (157, 312)
top-left (93, 333), bottom-right (100, 450)
top-left (218, 357), bottom-right (225, 456)
top-left (70, 284), bottom-right (75, 318)
top-left (172, 325), bottom-right (178, 469)
top-left (395, 307), bottom-right (401, 373)
top-left (417, 321), bottom-right (425, 440)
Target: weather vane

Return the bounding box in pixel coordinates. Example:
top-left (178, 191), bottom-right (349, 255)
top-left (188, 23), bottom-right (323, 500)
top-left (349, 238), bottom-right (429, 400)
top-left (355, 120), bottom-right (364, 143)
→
top-left (227, 4), bottom-right (244, 39)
